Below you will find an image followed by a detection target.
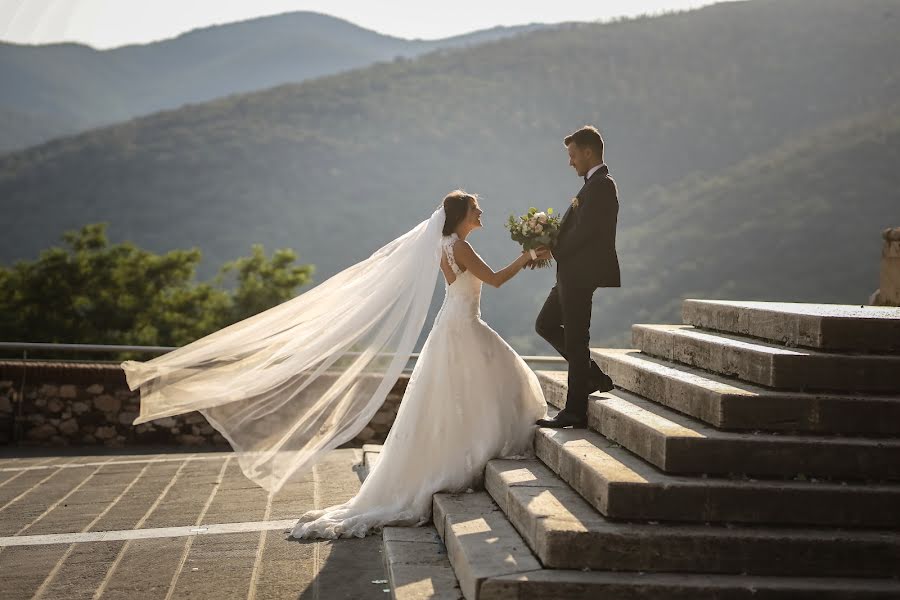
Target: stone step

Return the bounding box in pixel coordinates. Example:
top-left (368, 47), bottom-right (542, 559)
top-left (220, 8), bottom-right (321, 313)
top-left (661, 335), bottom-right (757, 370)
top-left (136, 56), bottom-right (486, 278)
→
top-left (432, 491), bottom-right (542, 599)
top-left (540, 373), bottom-right (900, 481)
top-left (485, 459), bottom-right (900, 577)
top-left (632, 324), bottom-right (900, 393)
top-left (432, 489), bottom-right (900, 599)
top-left (533, 426), bottom-right (900, 528)
top-left (382, 526), bottom-right (463, 600)
top-left (682, 299), bottom-right (900, 353)
top-left (486, 570), bottom-right (900, 599)
top-left (586, 350), bottom-right (900, 435)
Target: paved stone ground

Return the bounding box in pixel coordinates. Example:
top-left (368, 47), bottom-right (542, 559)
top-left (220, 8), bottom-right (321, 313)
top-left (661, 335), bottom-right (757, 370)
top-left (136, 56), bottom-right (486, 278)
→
top-left (0, 446), bottom-right (389, 599)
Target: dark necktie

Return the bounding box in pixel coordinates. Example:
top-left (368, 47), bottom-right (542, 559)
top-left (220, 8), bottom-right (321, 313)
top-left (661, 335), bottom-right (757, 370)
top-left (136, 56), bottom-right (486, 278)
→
top-left (583, 175), bottom-right (588, 184)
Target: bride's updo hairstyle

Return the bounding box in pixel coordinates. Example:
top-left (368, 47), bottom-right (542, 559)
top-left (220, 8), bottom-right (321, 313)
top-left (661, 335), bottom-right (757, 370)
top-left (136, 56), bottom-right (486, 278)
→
top-left (442, 190), bottom-right (476, 236)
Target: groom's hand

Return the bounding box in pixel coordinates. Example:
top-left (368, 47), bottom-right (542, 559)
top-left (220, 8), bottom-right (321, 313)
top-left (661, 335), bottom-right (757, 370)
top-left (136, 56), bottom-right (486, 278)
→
top-left (526, 247), bottom-right (553, 269)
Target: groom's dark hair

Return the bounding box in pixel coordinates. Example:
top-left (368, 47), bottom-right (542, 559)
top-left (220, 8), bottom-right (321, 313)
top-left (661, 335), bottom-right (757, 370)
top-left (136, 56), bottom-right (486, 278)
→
top-left (564, 126), bottom-right (604, 159)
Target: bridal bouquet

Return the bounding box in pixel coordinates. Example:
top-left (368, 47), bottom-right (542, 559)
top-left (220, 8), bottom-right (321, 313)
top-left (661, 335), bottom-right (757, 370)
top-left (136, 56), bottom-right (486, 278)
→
top-left (504, 207), bottom-right (561, 269)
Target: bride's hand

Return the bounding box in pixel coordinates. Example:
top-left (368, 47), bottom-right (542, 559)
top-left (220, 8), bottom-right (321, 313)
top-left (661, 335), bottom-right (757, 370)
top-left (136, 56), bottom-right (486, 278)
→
top-left (534, 247), bottom-right (552, 260)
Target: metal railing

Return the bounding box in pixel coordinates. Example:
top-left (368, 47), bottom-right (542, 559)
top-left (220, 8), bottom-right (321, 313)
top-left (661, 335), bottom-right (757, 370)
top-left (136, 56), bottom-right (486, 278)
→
top-left (0, 341), bottom-right (567, 372)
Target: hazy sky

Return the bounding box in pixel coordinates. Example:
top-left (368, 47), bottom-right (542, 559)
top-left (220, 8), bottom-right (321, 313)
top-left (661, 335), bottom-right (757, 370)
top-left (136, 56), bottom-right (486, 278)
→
top-left (0, 0), bottom-right (724, 49)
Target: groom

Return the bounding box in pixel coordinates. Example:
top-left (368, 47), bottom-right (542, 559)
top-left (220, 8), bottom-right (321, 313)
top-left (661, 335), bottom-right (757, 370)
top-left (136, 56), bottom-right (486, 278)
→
top-left (535, 125), bottom-right (621, 428)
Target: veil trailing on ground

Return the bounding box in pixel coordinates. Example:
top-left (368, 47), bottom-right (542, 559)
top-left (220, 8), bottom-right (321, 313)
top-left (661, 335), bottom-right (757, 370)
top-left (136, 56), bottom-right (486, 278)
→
top-left (121, 207), bottom-right (445, 496)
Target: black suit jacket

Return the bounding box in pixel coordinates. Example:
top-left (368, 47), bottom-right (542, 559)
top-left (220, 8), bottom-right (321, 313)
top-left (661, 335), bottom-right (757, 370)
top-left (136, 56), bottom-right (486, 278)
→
top-left (552, 164), bottom-right (621, 288)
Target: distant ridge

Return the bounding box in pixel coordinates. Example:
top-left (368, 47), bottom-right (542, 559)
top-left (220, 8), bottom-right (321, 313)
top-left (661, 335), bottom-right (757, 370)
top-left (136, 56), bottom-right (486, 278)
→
top-left (0, 11), bottom-right (547, 152)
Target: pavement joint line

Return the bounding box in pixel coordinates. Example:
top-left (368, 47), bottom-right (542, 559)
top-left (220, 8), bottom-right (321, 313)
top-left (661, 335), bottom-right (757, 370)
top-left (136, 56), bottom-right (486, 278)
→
top-left (0, 468), bottom-right (28, 490)
top-left (31, 457), bottom-right (165, 600)
top-left (91, 453), bottom-right (197, 600)
top-left (0, 518), bottom-right (300, 547)
top-left (0, 453), bottom-right (231, 473)
top-left (247, 473), bottom-right (276, 600)
top-left (0, 456), bottom-right (83, 513)
top-left (164, 455), bottom-right (234, 600)
top-left (14, 456), bottom-right (117, 536)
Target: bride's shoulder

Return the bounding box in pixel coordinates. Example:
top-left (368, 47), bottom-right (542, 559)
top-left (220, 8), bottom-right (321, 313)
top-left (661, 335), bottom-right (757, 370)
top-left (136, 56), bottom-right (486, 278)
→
top-left (450, 237), bottom-right (473, 254)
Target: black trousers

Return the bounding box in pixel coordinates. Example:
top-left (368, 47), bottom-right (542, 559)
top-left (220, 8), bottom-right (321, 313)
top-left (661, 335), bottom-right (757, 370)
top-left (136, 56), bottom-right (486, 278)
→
top-left (535, 280), bottom-right (606, 418)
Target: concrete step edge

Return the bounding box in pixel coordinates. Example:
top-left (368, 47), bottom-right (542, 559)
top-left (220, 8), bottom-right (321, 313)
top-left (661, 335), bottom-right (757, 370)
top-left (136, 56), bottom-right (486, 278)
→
top-left (631, 324), bottom-right (900, 392)
top-left (485, 569), bottom-right (900, 599)
top-left (534, 426), bottom-right (900, 528)
top-left (382, 525), bottom-right (464, 600)
top-left (585, 349), bottom-right (900, 435)
top-left (681, 299), bottom-right (900, 353)
top-left (432, 491), bottom-right (542, 599)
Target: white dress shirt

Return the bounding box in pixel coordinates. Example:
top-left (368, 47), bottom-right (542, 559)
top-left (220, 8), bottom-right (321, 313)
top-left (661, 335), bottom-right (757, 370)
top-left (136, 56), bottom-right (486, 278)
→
top-left (585, 163), bottom-right (606, 181)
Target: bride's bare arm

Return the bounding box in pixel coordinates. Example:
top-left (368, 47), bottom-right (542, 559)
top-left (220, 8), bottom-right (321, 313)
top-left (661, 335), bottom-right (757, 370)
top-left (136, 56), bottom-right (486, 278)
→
top-left (452, 240), bottom-right (550, 288)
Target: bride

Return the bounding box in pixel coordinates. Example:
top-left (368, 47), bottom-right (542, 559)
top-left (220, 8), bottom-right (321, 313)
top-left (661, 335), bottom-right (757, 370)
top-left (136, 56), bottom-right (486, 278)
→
top-left (120, 189), bottom-right (549, 539)
top-left (289, 190), bottom-right (550, 538)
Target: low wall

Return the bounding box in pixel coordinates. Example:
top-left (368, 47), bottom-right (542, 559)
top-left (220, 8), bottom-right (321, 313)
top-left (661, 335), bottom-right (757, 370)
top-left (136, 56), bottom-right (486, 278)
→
top-left (0, 360), bottom-right (407, 449)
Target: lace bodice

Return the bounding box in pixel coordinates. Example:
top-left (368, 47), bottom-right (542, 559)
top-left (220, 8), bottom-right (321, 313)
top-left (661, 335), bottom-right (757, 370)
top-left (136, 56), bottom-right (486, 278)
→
top-left (440, 233), bottom-right (481, 319)
top-left (442, 233), bottom-right (463, 276)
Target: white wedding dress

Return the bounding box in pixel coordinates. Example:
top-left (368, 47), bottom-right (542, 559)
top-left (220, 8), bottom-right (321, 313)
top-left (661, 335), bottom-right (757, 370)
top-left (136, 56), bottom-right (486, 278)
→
top-left (288, 233), bottom-right (548, 538)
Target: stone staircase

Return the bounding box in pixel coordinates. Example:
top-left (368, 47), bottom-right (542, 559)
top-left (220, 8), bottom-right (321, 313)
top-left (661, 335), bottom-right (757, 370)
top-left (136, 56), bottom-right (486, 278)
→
top-left (414, 300), bottom-right (900, 599)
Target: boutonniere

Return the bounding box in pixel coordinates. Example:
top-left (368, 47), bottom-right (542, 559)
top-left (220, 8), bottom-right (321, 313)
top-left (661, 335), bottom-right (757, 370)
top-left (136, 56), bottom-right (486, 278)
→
top-left (570, 197), bottom-right (580, 208)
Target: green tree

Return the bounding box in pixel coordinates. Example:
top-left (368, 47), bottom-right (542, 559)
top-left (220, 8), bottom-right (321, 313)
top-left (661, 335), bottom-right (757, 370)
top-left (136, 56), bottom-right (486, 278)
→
top-left (0, 222), bottom-right (314, 360)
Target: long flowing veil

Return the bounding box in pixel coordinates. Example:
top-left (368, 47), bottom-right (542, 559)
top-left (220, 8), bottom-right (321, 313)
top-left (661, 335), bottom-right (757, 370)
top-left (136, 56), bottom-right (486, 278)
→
top-left (121, 206), bottom-right (446, 497)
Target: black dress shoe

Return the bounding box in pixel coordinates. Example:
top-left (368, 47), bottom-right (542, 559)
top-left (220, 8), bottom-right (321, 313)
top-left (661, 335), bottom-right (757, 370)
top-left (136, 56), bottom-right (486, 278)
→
top-left (589, 372), bottom-right (615, 394)
top-left (536, 413), bottom-right (588, 428)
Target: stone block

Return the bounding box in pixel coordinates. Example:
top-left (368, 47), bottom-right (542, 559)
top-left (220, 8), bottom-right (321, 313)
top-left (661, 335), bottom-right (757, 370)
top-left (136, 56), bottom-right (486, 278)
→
top-left (184, 412), bottom-right (206, 425)
top-left (682, 299), bottom-right (900, 352)
top-left (26, 423), bottom-right (57, 440)
top-left (94, 426), bottom-right (117, 440)
top-left (71, 401), bottom-right (90, 415)
top-left (633, 324), bottom-right (900, 392)
top-left (39, 384), bottom-right (59, 396)
top-left (86, 384), bottom-right (104, 394)
top-left (59, 384), bottom-right (78, 398)
top-left (58, 418), bottom-right (79, 435)
top-left (118, 411), bottom-right (139, 425)
top-left (585, 388), bottom-right (900, 481)
top-left (531, 427), bottom-right (900, 528)
top-left (93, 394), bottom-right (121, 412)
top-left (571, 350), bottom-right (900, 435)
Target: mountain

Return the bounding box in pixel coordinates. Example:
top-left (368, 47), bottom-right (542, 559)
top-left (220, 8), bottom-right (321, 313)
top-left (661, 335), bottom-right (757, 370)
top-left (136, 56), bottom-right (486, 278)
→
top-left (2, 0), bottom-right (898, 352)
top-left (0, 12), bottom-right (545, 153)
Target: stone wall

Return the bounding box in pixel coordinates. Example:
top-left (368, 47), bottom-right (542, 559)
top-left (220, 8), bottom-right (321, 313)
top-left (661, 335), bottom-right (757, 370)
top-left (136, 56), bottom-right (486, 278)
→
top-left (0, 361), bottom-right (408, 448)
